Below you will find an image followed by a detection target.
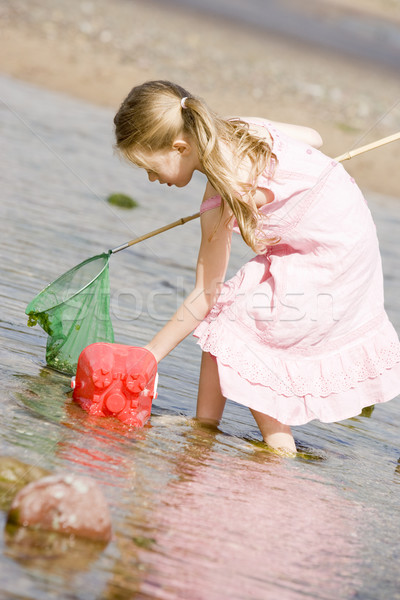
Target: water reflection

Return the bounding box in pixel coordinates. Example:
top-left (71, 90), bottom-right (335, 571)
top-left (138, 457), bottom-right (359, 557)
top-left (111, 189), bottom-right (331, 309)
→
top-left (4, 365), bottom-right (400, 600)
top-left (4, 524), bottom-right (106, 576)
top-left (12, 369), bottom-right (362, 600)
top-left (127, 426), bottom-right (361, 600)
top-left (2, 75), bottom-right (400, 599)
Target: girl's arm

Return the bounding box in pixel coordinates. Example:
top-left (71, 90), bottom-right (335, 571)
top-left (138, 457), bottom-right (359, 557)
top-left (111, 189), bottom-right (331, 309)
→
top-left (144, 184), bottom-right (233, 363)
top-left (269, 120), bottom-right (323, 148)
top-left (240, 116), bottom-right (323, 149)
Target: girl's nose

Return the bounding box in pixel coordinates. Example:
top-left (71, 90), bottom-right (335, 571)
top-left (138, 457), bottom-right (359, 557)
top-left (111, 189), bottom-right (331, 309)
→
top-left (148, 172), bottom-right (157, 183)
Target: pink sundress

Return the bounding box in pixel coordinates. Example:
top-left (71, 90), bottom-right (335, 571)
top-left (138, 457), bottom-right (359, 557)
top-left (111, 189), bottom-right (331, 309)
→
top-left (193, 121), bottom-right (400, 426)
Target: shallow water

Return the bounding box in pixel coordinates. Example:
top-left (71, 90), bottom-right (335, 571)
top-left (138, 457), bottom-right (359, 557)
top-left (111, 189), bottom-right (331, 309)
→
top-left (1, 74), bottom-right (400, 599)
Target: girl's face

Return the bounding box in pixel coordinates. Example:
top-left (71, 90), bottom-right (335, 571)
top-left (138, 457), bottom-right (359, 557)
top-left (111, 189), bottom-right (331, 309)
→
top-left (137, 139), bottom-right (202, 188)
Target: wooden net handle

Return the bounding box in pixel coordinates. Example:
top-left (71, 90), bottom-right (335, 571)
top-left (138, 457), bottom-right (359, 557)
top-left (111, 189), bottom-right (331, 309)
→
top-left (334, 131), bottom-right (400, 162)
top-left (111, 212), bottom-right (201, 253)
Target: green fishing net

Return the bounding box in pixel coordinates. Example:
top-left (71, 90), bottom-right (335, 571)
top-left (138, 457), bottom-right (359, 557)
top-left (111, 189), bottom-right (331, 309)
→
top-left (26, 252), bottom-right (114, 375)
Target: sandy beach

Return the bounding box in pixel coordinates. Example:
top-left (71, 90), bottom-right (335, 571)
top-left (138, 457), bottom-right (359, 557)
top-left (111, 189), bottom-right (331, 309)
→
top-left (1, 0), bottom-right (400, 195)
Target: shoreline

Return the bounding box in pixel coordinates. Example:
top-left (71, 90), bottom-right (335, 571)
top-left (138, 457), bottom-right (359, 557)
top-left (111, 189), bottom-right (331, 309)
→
top-left (1, 0), bottom-right (399, 196)
top-left (161, 0), bottom-right (400, 73)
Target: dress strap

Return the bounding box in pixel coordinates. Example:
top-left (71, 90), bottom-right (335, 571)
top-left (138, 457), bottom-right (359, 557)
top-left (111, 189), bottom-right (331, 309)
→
top-left (200, 195), bottom-right (222, 214)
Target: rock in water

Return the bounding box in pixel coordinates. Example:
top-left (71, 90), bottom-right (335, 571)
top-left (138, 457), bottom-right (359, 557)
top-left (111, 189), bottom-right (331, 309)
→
top-left (7, 473), bottom-right (112, 542)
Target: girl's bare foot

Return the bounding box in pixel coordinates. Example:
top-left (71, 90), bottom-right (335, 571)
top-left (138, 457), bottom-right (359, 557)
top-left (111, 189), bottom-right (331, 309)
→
top-left (250, 409), bottom-right (297, 456)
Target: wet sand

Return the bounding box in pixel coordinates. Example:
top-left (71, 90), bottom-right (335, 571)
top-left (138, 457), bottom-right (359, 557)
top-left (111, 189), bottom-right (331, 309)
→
top-left (1, 0), bottom-right (400, 195)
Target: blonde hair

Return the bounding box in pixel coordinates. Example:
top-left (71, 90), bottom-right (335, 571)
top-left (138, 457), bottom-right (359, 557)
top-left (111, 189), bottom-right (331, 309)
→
top-left (114, 80), bottom-right (279, 253)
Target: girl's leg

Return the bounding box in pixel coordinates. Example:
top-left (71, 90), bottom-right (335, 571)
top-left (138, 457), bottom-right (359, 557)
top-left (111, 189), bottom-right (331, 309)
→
top-left (196, 352), bottom-right (226, 426)
top-left (250, 408), bottom-right (297, 454)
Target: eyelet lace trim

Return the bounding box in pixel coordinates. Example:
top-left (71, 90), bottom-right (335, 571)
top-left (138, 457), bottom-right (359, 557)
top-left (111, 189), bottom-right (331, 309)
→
top-left (194, 312), bottom-right (400, 398)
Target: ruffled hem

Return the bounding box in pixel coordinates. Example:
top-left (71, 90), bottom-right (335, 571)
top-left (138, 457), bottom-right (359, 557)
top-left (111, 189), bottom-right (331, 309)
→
top-left (194, 312), bottom-right (400, 399)
top-left (216, 359), bottom-right (400, 425)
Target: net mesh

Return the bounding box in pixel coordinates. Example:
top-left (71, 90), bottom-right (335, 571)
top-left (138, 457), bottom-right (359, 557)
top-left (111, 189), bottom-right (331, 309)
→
top-left (26, 252), bottom-right (115, 374)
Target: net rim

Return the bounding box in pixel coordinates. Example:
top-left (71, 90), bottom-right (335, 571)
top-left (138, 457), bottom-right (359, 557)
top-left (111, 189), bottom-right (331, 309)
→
top-left (25, 251), bottom-right (111, 315)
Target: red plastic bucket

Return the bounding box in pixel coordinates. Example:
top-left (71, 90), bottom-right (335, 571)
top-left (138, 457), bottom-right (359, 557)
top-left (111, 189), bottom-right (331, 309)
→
top-left (72, 343), bottom-right (158, 427)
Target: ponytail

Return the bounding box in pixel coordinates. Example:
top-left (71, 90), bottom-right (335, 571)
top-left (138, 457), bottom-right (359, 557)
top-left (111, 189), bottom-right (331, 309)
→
top-left (114, 80), bottom-right (279, 253)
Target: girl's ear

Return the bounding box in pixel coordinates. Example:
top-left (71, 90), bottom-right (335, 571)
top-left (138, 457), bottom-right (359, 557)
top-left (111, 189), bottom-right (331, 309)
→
top-left (172, 139), bottom-right (191, 154)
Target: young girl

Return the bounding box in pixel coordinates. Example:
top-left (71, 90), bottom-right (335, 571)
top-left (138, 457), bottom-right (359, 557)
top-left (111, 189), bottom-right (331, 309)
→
top-left (114, 80), bottom-right (400, 454)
